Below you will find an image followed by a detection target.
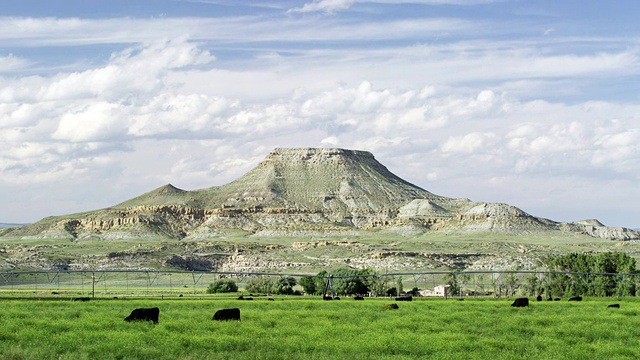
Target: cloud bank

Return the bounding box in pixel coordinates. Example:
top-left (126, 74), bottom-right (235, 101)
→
top-left (1, 5), bottom-right (639, 228)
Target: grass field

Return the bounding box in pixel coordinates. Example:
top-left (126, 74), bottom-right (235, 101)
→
top-left (0, 296), bottom-right (638, 359)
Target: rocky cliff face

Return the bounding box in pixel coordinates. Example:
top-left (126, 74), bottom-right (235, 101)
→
top-left (5, 147), bottom-right (640, 241)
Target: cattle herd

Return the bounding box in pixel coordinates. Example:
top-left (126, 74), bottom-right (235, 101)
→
top-left (120, 294), bottom-right (619, 325)
top-left (509, 295), bottom-right (620, 309)
top-left (123, 306), bottom-right (241, 323)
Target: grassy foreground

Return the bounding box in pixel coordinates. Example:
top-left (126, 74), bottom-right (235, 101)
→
top-left (0, 297), bottom-right (638, 359)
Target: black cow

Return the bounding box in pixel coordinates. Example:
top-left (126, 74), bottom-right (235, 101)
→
top-left (607, 304), bottom-right (620, 308)
top-left (354, 296), bottom-right (364, 300)
top-left (395, 296), bottom-right (413, 302)
top-left (213, 308), bottom-right (241, 321)
top-left (124, 307), bottom-right (159, 324)
top-left (72, 297), bottom-right (91, 302)
top-left (536, 295), bottom-right (542, 302)
top-left (568, 296), bottom-right (583, 302)
top-left (511, 298), bottom-right (529, 307)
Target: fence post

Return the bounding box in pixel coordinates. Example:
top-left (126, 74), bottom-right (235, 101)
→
top-left (586, 272), bottom-right (590, 295)
top-left (474, 274), bottom-right (477, 298)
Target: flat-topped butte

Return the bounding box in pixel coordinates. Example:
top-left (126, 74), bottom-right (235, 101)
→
top-left (4, 147), bottom-right (638, 241)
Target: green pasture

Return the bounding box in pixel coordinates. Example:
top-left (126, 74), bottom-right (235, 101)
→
top-left (0, 297), bottom-right (638, 359)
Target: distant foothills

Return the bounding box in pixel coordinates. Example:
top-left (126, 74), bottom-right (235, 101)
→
top-left (3, 147), bottom-right (638, 242)
top-left (0, 223), bottom-right (25, 228)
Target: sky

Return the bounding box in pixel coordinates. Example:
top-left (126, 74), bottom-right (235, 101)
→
top-left (1, 0), bottom-right (639, 228)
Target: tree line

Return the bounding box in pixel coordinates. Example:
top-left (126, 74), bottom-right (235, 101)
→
top-left (539, 252), bottom-right (638, 297)
top-left (443, 252), bottom-right (639, 298)
top-left (207, 268), bottom-right (413, 297)
top-left (206, 252), bottom-right (639, 298)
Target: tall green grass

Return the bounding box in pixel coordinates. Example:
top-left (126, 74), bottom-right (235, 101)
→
top-left (0, 297), bottom-right (638, 359)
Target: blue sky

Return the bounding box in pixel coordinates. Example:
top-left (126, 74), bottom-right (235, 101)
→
top-left (1, 0), bottom-right (639, 228)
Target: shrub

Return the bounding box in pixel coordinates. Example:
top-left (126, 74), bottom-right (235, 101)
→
top-left (271, 277), bottom-right (296, 295)
top-left (206, 279), bottom-right (238, 294)
top-left (245, 277), bottom-right (274, 294)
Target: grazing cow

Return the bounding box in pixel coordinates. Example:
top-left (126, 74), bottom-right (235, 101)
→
top-left (237, 295), bottom-right (244, 300)
top-left (607, 304), bottom-right (620, 308)
top-left (568, 296), bottom-right (582, 302)
top-left (547, 297), bottom-right (553, 301)
top-left (554, 298), bottom-right (561, 301)
top-left (511, 298), bottom-right (529, 307)
top-left (213, 308), bottom-right (241, 321)
top-left (323, 296), bottom-right (333, 300)
top-left (395, 296), bottom-right (413, 302)
top-left (268, 298), bottom-right (275, 301)
top-left (72, 297), bottom-right (91, 302)
top-left (124, 307), bottom-right (159, 324)
top-left (383, 304), bottom-right (399, 310)
top-left (354, 296), bottom-right (364, 300)
top-left (244, 297), bottom-right (254, 301)
top-left (536, 295), bottom-right (542, 302)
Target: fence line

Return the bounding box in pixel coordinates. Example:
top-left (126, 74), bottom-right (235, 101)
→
top-left (0, 269), bottom-right (638, 298)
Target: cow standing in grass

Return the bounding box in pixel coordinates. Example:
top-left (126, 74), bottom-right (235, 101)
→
top-left (213, 308), bottom-right (241, 321)
top-left (511, 298), bottom-right (529, 307)
top-left (125, 307), bottom-right (159, 324)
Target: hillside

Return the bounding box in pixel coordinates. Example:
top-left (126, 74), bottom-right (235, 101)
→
top-left (2, 147), bottom-right (639, 273)
top-left (115, 148), bottom-right (441, 210)
top-left (5, 147), bottom-right (639, 241)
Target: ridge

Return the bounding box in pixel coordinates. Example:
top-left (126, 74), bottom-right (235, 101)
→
top-left (5, 147), bottom-right (639, 242)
